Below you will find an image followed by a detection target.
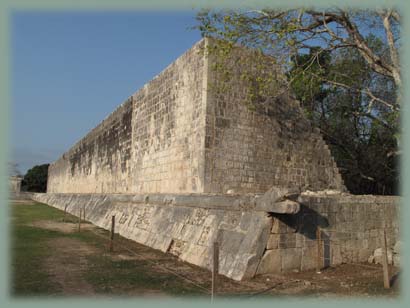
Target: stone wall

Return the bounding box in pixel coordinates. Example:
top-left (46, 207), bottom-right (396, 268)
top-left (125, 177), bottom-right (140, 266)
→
top-left (129, 41), bottom-right (207, 193)
top-left (46, 38), bottom-right (345, 195)
top-left (204, 42), bottom-right (345, 193)
top-left (48, 40), bottom-right (208, 194)
top-left (32, 192), bottom-right (399, 280)
top-left (48, 99), bottom-right (133, 193)
top-left (257, 193), bottom-right (400, 274)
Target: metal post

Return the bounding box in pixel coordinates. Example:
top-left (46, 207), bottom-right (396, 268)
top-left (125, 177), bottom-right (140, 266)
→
top-left (382, 229), bottom-right (390, 289)
top-left (109, 215), bottom-right (115, 252)
top-left (211, 241), bottom-right (219, 302)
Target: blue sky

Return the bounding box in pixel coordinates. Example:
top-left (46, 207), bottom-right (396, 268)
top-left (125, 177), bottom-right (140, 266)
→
top-left (11, 10), bottom-right (201, 174)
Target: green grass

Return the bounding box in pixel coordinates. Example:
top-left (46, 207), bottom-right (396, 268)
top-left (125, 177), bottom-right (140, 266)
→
top-left (12, 202), bottom-right (67, 225)
top-left (11, 202), bottom-right (66, 296)
top-left (85, 255), bottom-right (206, 296)
top-left (10, 201), bottom-right (208, 297)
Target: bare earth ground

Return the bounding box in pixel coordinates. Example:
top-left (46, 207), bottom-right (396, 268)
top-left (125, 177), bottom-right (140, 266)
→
top-left (45, 237), bottom-right (96, 295)
top-left (11, 200), bottom-right (400, 298)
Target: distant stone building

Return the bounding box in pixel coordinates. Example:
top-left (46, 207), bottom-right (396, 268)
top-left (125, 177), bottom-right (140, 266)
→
top-left (9, 175), bottom-right (22, 196)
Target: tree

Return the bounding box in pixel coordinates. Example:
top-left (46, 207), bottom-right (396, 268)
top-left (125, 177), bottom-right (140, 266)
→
top-left (288, 42), bottom-right (398, 194)
top-left (196, 8), bottom-right (400, 133)
top-left (22, 164), bottom-right (50, 192)
top-left (196, 8), bottom-right (401, 194)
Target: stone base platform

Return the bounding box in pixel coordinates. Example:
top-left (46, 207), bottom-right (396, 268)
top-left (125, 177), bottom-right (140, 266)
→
top-left (31, 193), bottom-right (272, 281)
top-left (31, 192), bottom-right (400, 280)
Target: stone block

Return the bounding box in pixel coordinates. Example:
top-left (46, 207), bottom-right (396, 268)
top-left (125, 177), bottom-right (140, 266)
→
top-left (279, 233), bottom-right (297, 249)
top-left (281, 248), bottom-right (302, 272)
top-left (256, 249), bottom-right (281, 275)
top-left (271, 217), bottom-right (288, 234)
top-left (266, 234), bottom-right (280, 249)
top-left (331, 244), bottom-right (342, 265)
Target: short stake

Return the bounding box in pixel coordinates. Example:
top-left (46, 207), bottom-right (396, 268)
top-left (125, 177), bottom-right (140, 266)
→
top-left (109, 215), bottom-right (115, 252)
top-left (316, 226), bottom-right (322, 273)
top-left (63, 204), bottom-right (68, 222)
top-left (211, 241), bottom-right (219, 302)
top-left (78, 207), bottom-right (81, 232)
top-left (382, 229), bottom-right (390, 289)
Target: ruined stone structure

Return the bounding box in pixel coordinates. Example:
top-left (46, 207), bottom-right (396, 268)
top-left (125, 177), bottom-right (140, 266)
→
top-left (9, 176), bottom-right (22, 197)
top-left (33, 38), bottom-right (400, 281)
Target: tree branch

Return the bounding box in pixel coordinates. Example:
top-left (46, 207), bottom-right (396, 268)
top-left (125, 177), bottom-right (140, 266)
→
top-left (381, 9), bottom-right (401, 87)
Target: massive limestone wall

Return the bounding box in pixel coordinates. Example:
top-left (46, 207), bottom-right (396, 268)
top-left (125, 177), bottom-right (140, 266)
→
top-left (48, 39), bottom-right (208, 194)
top-left (203, 42), bottom-right (345, 193)
top-left (130, 41), bottom-right (208, 193)
top-left (47, 38), bottom-right (345, 195)
top-left (31, 192), bottom-right (399, 280)
top-left (48, 99), bottom-right (133, 193)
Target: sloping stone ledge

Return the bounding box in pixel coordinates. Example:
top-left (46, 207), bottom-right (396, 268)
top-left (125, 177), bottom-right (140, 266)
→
top-left (31, 192), bottom-right (272, 281)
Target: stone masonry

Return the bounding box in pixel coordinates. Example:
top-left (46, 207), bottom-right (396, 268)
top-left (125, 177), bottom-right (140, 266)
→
top-left (9, 176), bottom-right (22, 198)
top-left (32, 192), bottom-right (399, 280)
top-left (47, 38), bottom-right (345, 194)
top-left (36, 38), bottom-right (400, 281)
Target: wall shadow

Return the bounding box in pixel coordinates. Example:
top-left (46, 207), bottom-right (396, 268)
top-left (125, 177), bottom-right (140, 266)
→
top-left (269, 204), bottom-right (331, 268)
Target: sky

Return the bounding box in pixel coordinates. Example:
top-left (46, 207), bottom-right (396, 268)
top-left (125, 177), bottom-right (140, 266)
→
top-left (11, 10), bottom-right (202, 174)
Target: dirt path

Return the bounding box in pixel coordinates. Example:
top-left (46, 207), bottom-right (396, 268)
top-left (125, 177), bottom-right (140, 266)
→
top-left (30, 220), bottom-right (95, 233)
top-left (44, 237), bottom-right (97, 296)
top-left (30, 220), bottom-right (99, 296)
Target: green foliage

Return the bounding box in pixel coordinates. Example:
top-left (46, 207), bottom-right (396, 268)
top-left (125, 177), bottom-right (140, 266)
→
top-left (288, 47), bottom-right (332, 119)
top-left (196, 9), bottom-right (400, 195)
top-left (22, 163), bottom-right (49, 192)
top-left (288, 40), bottom-right (399, 194)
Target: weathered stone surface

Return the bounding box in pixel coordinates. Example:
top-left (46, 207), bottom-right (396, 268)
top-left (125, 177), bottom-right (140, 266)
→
top-left (258, 194), bottom-right (400, 274)
top-left (266, 234), bottom-right (280, 249)
top-left (368, 248), bottom-right (393, 265)
top-left (270, 217), bottom-right (289, 234)
top-left (9, 176), bottom-right (22, 194)
top-left (31, 191), bottom-right (400, 278)
top-left (301, 246), bottom-right (317, 271)
top-left (393, 254), bottom-right (400, 267)
top-left (255, 187), bottom-right (301, 213)
top-left (32, 192), bottom-right (271, 281)
top-left (256, 249), bottom-right (281, 274)
top-left (47, 38), bottom-right (346, 196)
top-left (394, 241), bottom-right (401, 254)
top-left (281, 248), bottom-right (302, 272)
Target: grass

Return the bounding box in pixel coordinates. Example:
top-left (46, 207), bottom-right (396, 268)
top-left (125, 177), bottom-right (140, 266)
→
top-left (11, 202), bottom-right (66, 296)
top-left (85, 255), bottom-right (205, 296)
top-left (10, 201), bottom-right (208, 297)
